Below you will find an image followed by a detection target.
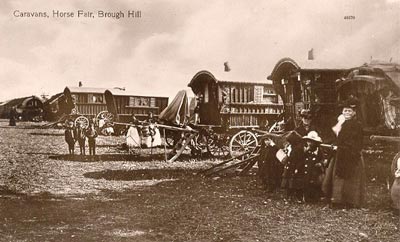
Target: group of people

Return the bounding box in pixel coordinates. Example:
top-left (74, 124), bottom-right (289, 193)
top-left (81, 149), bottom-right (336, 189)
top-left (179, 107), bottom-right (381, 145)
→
top-left (64, 120), bottom-right (98, 155)
top-left (258, 98), bottom-right (366, 209)
top-left (125, 113), bottom-right (162, 151)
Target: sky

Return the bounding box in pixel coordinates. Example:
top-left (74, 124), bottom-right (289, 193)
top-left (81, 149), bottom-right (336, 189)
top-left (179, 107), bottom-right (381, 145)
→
top-left (0, 0), bottom-right (399, 102)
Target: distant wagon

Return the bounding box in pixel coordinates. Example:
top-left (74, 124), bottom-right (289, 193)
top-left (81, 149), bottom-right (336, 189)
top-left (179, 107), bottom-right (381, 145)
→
top-left (0, 95), bottom-right (44, 121)
top-left (42, 86), bottom-right (109, 128)
top-left (103, 88), bottom-right (169, 124)
top-left (187, 70), bottom-right (284, 157)
top-left (43, 86), bottom-right (111, 127)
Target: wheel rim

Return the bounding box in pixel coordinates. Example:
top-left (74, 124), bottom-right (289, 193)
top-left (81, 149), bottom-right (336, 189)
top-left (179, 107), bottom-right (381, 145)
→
top-left (207, 134), bottom-right (229, 158)
top-left (164, 130), bottom-right (177, 147)
top-left (97, 111), bottom-right (114, 127)
top-left (193, 133), bottom-right (208, 154)
top-left (74, 116), bottom-right (89, 129)
top-left (229, 131), bottom-right (258, 160)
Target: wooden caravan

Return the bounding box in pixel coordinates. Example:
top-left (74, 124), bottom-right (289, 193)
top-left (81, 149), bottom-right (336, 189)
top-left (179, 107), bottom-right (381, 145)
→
top-left (0, 95), bottom-right (44, 121)
top-left (189, 70), bottom-right (283, 128)
top-left (104, 89), bottom-right (169, 123)
top-left (63, 86), bottom-right (108, 117)
top-left (44, 86), bottom-right (116, 128)
top-left (268, 58), bottom-right (348, 138)
top-left (338, 61), bottom-right (400, 134)
top-left (187, 70), bottom-right (284, 158)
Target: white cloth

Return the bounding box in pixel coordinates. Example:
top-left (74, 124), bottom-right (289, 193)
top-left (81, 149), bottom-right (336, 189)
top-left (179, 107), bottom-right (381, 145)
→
top-left (152, 126), bottom-right (162, 147)
top-left (395, 157), bottom-right (400, 178)
top-left (140, 125), bottom-right (162, 148)
top-left (98, 119), bottom-right (105, 128)
top-left (126, 126), bottom-right (141, 148)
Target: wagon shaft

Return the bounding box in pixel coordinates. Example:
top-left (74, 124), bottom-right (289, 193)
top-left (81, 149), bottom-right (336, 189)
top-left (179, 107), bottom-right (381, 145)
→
top-left (370, 135), bottom-right (400, 143)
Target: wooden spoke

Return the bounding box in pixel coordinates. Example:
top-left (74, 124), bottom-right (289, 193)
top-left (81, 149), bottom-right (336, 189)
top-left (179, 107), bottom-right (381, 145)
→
top-left (229, 130), bottom-right (258, 160)
top-left (74, 116), bottom-right (90, 129)
top-left (96, 111), bottom-right (114, 127)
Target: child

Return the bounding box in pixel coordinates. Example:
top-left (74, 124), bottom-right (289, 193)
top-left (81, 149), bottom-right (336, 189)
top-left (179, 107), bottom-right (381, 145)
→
top-left (302, 131), bottom-right (325, 203)
top-left (281, 131), bottom-right (305, 202)
top-left (64, 120), bottom-right (76, 155)
top-left (75, 122), bottom-right (86, 155)
top-left (257, 137), bottom-right (282, 193)
top-left (86, 122), bottom-right (98, 156)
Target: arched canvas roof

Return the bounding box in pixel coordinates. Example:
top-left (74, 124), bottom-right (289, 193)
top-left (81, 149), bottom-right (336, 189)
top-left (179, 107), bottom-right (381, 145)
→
top-left (268, 58), bottom-right (300, 81)
top-left (21, 96), bottom-right (43, 107)
top-left (338, 61), bottom-right (400, 93)
top-left (267, 58), bottom-right (300, 102)
top-left (188, 70), bottom-right (273, 95)
top-left (188, 70), bottom-right (218, 95)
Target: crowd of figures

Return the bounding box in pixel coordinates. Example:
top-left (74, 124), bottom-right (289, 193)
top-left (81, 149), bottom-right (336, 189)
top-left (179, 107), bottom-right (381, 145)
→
top-left (257, 99), bottom-right (367, 209)
top-left (125, 113), bottom-right (163, 151)
top-left (64, 120), bottom-right (98, 156)
top-left (58, 97), bottom-right (400, 212)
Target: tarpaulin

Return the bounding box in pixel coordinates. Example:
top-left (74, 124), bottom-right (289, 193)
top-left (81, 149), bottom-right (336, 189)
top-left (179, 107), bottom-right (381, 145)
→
top-left (159, 90), bottom-right (191, 126)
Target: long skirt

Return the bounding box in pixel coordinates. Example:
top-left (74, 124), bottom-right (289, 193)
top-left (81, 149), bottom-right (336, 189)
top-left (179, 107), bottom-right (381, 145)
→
top-left (322, 154), bottom-right (366, 207)
top-left (391, 153), bottom-right (400, 210)
top-left (126, 127), bottom-right (141, 148)
top-left (391, 179), bottom-right (400, 210)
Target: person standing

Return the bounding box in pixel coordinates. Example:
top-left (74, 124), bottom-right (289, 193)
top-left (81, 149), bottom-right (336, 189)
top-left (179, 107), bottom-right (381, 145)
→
top-left (295, 109), bottom-right (315, 136)
top-left (86, 122), bottom-right (98, 156)
top-left (391, 154), bottom-right (400, 214)
top-left (322, 98), bottom-right (366, 208)
top-left (64, 120), bottom-right (76, 155)
top-left (257, 137), bottom-right (284, 193)
top-left (9, 107), bottom-right (17, 126)
top-left (281, 131), bottom-right (305, 202)
top-left (302, 131), bottom-right (325, 203)
top-left (75, 122), bottom-right (86, 155)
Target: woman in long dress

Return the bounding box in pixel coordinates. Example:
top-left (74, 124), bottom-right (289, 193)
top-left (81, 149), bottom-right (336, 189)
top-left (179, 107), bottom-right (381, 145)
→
top-left (322, 98), bottom-right (366, 208)
top-left (391, 153), bottom-right (400, 212)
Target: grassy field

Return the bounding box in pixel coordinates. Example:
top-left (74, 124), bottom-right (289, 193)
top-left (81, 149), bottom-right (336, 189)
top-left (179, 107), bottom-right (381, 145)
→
top-left (0, 120), bottom-right (399, 241)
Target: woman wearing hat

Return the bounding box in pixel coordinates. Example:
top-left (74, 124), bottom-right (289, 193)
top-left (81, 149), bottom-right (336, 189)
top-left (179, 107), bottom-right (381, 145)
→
top-left (322, 98), bottom-right (366, 208)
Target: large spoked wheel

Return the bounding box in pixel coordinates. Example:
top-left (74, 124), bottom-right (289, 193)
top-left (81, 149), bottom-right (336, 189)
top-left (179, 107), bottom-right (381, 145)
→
top-left (206, 133), bottom-right (230, 158)
top-left (191, 132), bottom-right (209, 157)
top-left (74, 116), bottom-right (90, 129)
top-left (229, 130), bottom-right (258, 160)
top-left (164, 129), bottom-right (179, 148)
top-left (96, 111), bottom-right (114, 128)
top-left (167, 132), bottom-right (196, 162)
top-left (268, 121), bottom-right (284, 133)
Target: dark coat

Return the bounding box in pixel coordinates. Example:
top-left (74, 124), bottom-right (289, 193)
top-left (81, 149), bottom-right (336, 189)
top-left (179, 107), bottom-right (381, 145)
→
top-left (64, 128), bottom-right (76, 145)
top-left (75, 127), bottom-right (86, 143)
top-left (258, 144), bottom-right (283, 187)
top-left (85, 127), bottom-right (98, 141)
top-left (335, 119), bottom-right (363, 178)
top-left (281, 143), bottom-right (306, 189)
top-left (303, 149), bottom-right (325, 185)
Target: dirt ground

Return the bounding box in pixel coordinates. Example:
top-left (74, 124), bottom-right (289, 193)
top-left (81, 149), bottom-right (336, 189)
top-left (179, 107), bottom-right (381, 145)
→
top-left (0, 119), bottom-right (399, 242)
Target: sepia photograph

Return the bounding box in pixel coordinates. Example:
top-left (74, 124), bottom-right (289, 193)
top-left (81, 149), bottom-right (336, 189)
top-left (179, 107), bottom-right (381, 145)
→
top-left (0, 0), bottom-right (399, 241)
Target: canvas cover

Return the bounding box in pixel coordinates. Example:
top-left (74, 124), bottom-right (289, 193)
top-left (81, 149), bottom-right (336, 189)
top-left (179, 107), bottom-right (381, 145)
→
top-left (159, 90), bottom-right (191, 126)
top-left (340, 61), bottom-right (400, 130)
